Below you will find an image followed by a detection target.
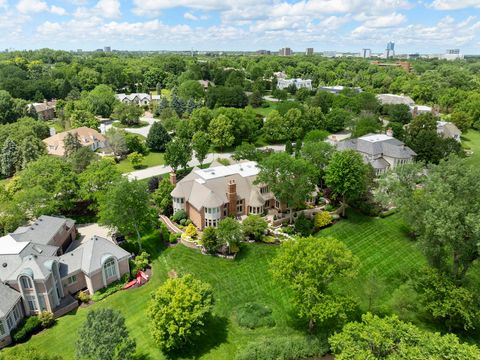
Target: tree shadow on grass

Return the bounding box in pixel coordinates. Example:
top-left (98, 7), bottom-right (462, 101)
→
top-left (234, 243), bottom-right (252, 261)
top-left (166, 315), bottom-right (229, 360)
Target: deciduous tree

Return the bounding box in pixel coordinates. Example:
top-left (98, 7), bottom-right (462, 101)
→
top-left (148, 274), bottom-right (214, 352)
top-left (76, 308), bottom-right (136, 360)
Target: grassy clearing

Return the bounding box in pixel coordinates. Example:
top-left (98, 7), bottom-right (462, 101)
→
top-left (252, 101), bottom-right (279, 117)
top-left (112, 120), bottom-right (149, 129)
top-left (462, 130), bottom-right (480, 167)
top-left (5, 211), bottom-right (425, 359)
top-left (116, 152), bottom-right (165, 173)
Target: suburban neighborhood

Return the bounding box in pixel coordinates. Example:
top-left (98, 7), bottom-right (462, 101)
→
top-left (1, 5), bottom-right (480, 357)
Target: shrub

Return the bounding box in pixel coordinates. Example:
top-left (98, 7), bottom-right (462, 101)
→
top-left (236, 303), bottom-right (275, 329)
top-left (77, 291), bottom-right (91, 304)
top-left (379, 208), bottom-right (398, 218)
top-left (184, 223), bottom-right (198, 238)
top-left (169, 232), bottom-right (180, 243)
top-left (132, 251), bottom-right (150, 274)
top-left (314, 211), bottom-right (332, 229)
top-left (235, 335), bottom-right (328, 360)
top-left (91, 274), bottom-right (130, 302)
top-left (12, 316), bottom-right (42, 343)
top-left (120, 239), bottom-right (140, 255)
top-left (171, 209), bottom-right (187, 223)
top-left (294, 212), bottom-right (313, 236)
top-left (38, 311), bottom-right (55, 328)
top-left (325, 203), bottom-right (334, 212)
top-left (159, 223), bottom-right (170, 242)
top-left (242, 215), bottom-right (268, 241)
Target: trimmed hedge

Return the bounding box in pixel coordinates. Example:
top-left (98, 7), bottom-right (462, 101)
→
top-left (12, 316), bottom-right (42, 343)
top-left (235, 335), bottom-right (328, 360)
top-left (91, 274), bottom-right (130, 302)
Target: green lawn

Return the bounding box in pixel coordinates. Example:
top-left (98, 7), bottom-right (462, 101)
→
top-left (4, 211), bottom-right (425, 359)
top-left (462, 130), bottom-right (480, 167)
top-left (252, 101), bottom-right (278, 117)
top-left (116, 152), bottom-right (165, 173)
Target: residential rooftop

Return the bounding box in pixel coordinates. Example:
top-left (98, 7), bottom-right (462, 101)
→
top-left (195, 161), bottom-right (259, 180)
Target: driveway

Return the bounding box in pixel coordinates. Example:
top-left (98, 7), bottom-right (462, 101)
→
top-left (125, 145), bottom-right (285, 181)
top-left (101, 113), bottom-right (157, 138)
top-left (66, 223), bottom-right (114, 251)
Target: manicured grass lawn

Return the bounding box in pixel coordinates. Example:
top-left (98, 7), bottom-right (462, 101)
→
top-left (116, 152), bottom-right (165, 173)
top-left (112, 120), bottom-right (149, 129)
top-left (5, 211), bottom-right (425, 359)
top-left (252, 101), bottom-right (278, 117)
top-left (461, 130), bottom-right (480, 167)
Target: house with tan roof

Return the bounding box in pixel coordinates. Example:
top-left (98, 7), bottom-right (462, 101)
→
top-left (28, 100), bottom-right (56, 120)
top-left (0, 215), bottom-right (130, 348)
top-left (171, 161), bottom-right (283, 229)
top-left (43, 127), bottom-right (106, 156)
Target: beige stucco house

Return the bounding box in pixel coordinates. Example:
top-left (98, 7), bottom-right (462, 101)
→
top-left (43, 127), bottom-right (106, 157)
top-left (0, 216), bottom-right (130, 348)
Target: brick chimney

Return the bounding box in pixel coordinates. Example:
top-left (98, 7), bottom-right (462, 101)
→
top-left (169, 171), bottom-right (177, 186)
top-left (227, 180), bottom-right (237, 216)
top-left (386, 128), bottom-right (393, 137)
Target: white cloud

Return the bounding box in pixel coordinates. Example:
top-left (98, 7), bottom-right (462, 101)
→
top-left (431, 0), bottom-right (480, 10)
top-left (133, 0), bottom-right (264, 16)
top-left (50, 5), bottom-right (67, 16)
top-left (184, 12), bottom-right (198, 20)
top-left (95, 0), bottom-right (121, 18)
top-left (16, 0), bottom-right (48, 13)
top-left (16, 0), bottom-right (67, 15)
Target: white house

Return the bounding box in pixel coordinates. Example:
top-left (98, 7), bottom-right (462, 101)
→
top-left (277, 78), bottom-right (312, 91)
top-left (115, 93), bottom-right (152, 106)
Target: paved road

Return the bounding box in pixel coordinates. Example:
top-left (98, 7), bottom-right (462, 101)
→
top-left (125, 145), bottom-right (285, 181)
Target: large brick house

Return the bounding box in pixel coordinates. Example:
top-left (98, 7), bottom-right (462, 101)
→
top-left (170, 161), bottom-right (281, 229)
top-left (0, 216), bottom-right (130, 348)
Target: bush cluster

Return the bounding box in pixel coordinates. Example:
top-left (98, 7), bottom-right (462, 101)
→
top-left (235, 335), bottom-right (328, 360)
top-left (12, 316), bottom-right (43, 343)
top-left (91, 274), bottom-right (130, 302)
top-left (236, 303), bottom-right (275, 329)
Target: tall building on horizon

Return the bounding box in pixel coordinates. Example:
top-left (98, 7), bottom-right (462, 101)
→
top-left (362, 48), bottom-right (371, 58)
top-left (385, 41), bottom-right (395, 58)
top-left (279, 47), bottom-right (292, 56)
top-left (446, 49), bottom-right (460, 54)
top-left (305, 47), bottom-right (314, 55)
top-left (104, 46), bottom-right (111, 53)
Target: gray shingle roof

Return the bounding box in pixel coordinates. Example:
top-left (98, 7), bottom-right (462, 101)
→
top-left (59, 236), bottom-right (130, 276)
top-left (0, 282), bottom-right (21, 317)
top-left (11, 216), bottom-right (73, 246)
top-left (336, 134), bottom-right (416, 159)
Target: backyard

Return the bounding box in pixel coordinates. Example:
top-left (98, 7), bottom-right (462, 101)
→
top-left (462, 130), bottom-right (480, 167)
top-left (4, 211), bottom-right (425, 359)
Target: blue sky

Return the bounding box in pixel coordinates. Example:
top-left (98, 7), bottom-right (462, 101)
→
top-left (0, 0), bottom-right (479, 53)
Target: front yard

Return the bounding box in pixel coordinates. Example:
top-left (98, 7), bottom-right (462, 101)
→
top-left (462, 130), bottom-right (480, 167)
top-left (116, 152), bottom-right (165, 173)
top-left (4, 211), bottom-right (426, 359)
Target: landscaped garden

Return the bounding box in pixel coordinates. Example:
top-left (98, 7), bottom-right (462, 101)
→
top-left (4, 210), bottom-right (426, 359)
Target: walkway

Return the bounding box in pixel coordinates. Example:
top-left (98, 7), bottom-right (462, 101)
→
top-left (101, 112), bottom-right (157, 138)
top-left (159, 215), bottom-right (182, 234)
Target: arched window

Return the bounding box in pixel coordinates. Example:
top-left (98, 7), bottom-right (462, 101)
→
top-left (103, 258), bottom-right (117, 279)
top-left (20, 276), bottom-right (33, 289)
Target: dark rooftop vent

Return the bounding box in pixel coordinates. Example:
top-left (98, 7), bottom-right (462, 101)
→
top-left (2, 263), bottom-right (7, 268)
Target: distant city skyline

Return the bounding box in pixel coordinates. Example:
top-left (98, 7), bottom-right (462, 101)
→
top-left (0, 0), bottom-right (479, 54)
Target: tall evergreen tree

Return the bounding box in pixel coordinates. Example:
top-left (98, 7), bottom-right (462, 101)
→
top-left (1, 138), bottom-right (19, 177)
